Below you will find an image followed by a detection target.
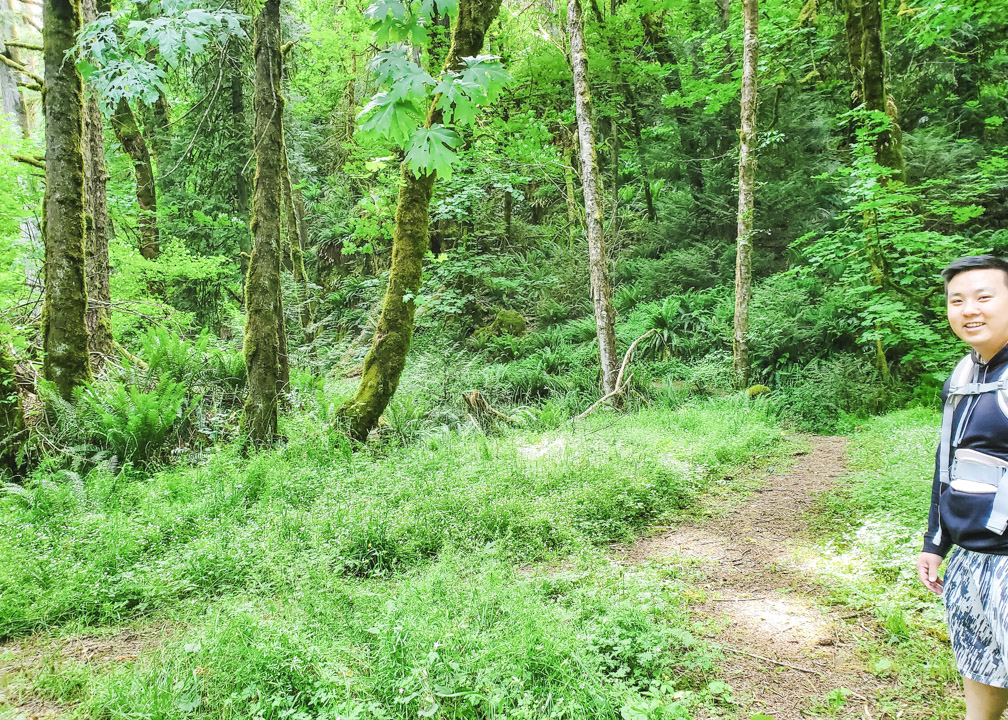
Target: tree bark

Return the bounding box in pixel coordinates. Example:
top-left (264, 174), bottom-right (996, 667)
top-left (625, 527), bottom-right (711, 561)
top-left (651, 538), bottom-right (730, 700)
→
top-left (81, 0), bottom-right (113, 368)
top-left (111, 98), bottom-right (159, 259)
top-left (335, 0), bottom-right (503, 442)
top-left (42, 0), bottom-right (92, 399)
top-left (242, 0), bottom-right (284, 445)
top-left (0, 338), bottom-right (26, 478)
top-left (860, 0), bottom-right (904, 182)
top-left (568, 0), bottom-right (619, 400)
top-left (733, 0), bottom-right (757, 386)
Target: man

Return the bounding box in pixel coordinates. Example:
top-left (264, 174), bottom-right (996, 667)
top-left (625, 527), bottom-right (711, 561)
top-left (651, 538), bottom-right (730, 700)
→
top-left (919, 255), bottom-right (1008, 720)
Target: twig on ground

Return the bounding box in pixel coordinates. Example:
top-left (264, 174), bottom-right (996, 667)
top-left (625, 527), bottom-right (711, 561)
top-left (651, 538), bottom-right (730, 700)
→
top-left (718, 644), bottom-right (822, 675)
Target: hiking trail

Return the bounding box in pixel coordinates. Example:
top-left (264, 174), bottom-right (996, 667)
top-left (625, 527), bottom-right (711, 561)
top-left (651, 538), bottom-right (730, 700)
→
top-left (614, 436), bottom-right (904, 719)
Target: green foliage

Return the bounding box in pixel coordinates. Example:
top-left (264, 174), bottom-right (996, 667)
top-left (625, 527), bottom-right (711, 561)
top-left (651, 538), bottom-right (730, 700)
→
top-left (75, 0), bottom-right (247, 110)
top-left (76, 378), bottom-right (196, 466)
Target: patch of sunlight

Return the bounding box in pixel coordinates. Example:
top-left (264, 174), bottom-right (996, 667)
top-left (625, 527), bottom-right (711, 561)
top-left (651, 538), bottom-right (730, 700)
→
top-left (721, 593), bottom-right (833, 646)
top-left (516, 436), bottom-right (570, 461)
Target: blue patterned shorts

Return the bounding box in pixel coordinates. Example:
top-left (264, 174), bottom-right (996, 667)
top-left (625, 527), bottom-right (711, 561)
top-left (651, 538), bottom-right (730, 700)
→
top-left (944, 548), bottom-right (1008, 688)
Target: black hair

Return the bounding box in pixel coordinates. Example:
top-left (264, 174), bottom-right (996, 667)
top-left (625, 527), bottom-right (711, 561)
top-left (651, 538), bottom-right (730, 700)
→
top-left (941, 255), bottom-right (1008, 288)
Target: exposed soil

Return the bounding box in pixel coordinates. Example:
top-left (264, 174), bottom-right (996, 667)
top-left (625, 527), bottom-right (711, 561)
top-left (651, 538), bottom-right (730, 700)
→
top-left (613, 436), bottom-right (898, 720)
top-left (0, 625), bottom-right (170, 719)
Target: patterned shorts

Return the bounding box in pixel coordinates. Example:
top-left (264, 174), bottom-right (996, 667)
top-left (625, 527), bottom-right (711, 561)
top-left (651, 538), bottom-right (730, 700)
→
top-left (944, 548), bottom-right (1008, 688)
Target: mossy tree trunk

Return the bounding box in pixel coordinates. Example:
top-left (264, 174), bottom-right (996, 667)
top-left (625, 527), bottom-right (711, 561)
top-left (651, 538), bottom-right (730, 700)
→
top-left (43, 0), bottom-right (92, 400)
top-left (335, 0), bottom-right (504, 442)
top-left (860, 0), bottom-right (904, 182)
top-left (111, 98), bottom-right (159, 259)
top-left (0, 339), bottom-right (26, 477)
top-left (242, 0), bottom-right (284, 445)
top-left (81, 0), bottom-right (113, 369)
top-left (568, 0), bottom-right (620, 400)
top-left (733, 0), bottom-right (757, 386)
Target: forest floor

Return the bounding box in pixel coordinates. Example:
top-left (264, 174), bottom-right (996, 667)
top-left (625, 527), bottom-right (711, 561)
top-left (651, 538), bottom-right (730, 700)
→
top-left (614, 435), bottom-right (946, 719)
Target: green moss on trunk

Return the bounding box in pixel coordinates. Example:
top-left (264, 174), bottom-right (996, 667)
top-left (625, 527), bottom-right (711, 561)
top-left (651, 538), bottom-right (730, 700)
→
top-left (111, 98), bottom-right (159, 259)
top-left (43, 0), bottom-right (92, 400)
top-left (336, 0), bottom-right (503, 442)
top-left (242, 0), bottom-right (284, 445)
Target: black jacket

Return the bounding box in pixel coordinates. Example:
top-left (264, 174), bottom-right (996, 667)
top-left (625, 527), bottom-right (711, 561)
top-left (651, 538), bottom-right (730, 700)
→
top-left (924, 343), bottom-right (1008, 557)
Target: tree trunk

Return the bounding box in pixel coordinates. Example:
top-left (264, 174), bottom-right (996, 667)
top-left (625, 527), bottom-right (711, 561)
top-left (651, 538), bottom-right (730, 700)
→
top-left (860, 0), bottom-right (904, 182)
top-left (335, 0), bottom-right (504, 442)
top-left (111, 98), bottom-right (159, 259)
top-left (281, 135), bottom-right (311, 333)
top-left (0, 339), bottom-right (25, 478)
top-left (733, 0), bottom-right (757, 386)
top-left (568, 0), bottom-right (619, 400)
top-left (242, 0), bottom-right (284, 445)
top-left (0, 0), bottom-right (29, 136)
top-left (80, 0), bottom-right (113, 369)
top-left (43, 0), bottom-right (92, 400)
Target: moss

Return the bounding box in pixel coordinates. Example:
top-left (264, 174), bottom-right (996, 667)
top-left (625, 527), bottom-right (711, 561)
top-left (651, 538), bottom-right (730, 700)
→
top-left (241, 0), bottom-right (283, 445)
top-left (474, 310), bottom-right (527, 341)
top-left (746, 384), bottom-right (771, 399)
top-left (42, 0), bottom-right (92, 400)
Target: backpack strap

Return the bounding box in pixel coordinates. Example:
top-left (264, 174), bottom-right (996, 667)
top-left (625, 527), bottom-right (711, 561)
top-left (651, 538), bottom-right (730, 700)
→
top-left (939, 356), bottom-right (1008, 485)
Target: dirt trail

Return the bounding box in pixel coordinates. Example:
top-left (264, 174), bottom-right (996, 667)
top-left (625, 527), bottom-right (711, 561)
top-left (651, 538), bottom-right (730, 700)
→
top-left (614, 436), bottom-right (895, 719)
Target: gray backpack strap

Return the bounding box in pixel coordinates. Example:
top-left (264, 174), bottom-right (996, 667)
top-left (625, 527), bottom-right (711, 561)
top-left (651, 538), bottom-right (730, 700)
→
top-left (939, 355), bottom-right (979, 486)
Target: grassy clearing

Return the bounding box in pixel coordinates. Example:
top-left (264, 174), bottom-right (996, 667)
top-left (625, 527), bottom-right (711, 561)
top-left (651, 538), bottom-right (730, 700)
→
top-left (808, 408), bottom-right (960, 719)
top-left (0, 398), bottom-right (784, 718)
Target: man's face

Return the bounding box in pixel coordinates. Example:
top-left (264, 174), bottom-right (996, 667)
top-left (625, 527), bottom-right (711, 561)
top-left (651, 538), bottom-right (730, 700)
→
top-left (947, 268), bottom-right (1008, 362)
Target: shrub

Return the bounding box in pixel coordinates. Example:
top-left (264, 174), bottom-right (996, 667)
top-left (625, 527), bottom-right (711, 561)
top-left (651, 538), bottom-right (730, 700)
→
top-left (77, 378), bottom-right (198, 465)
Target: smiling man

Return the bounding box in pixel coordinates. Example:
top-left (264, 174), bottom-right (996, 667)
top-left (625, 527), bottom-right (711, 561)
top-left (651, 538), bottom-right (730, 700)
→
top-left (919, 255), bottom-right (1008, 719)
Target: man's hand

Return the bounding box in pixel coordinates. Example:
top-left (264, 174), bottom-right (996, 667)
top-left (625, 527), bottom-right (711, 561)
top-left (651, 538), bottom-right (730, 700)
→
top-left (918, 552), bottom-right (945, 594)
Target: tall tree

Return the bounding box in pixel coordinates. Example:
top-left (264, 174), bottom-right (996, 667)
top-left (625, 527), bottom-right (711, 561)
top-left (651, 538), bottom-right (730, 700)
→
top-left (110, 98), bottom-right (159, 259)
top-left (82, 0), bottom-right (113, 367)
top-left (0, 0), bottom-right (30, 136)
top-left (242, 0), bottom-right (284, 444)
top-left (859, 0), bottom-right (903, 182)
top-left (568, 0), bottom-right (619, 400)
top-left (733, 0), bottom-right (757, 385)
top-left (335, 0), bottom-right (504, 442)
top-left (42, 0), bottom-right (91, 399)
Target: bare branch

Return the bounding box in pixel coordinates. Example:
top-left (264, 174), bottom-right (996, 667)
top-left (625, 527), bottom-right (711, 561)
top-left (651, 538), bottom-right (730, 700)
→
top-left (576, 328), bottom-right (658, 420)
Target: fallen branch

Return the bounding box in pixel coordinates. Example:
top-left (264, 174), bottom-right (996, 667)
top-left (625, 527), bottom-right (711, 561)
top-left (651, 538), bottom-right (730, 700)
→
top-left (576, 328), bottom-right (657, 420)
top-left (718, 644), bottom-right (821, 675)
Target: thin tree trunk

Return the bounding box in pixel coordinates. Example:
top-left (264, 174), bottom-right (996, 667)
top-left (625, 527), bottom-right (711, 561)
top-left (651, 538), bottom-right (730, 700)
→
top-left (0, 338), bottom-right (26, 477)
top-left (80, 0), bottom-right (113, 369)
top-left (568, 0), bottom-right (619, 399)
top-left (242, 0), bottom-right (284, 445)
top-left (733, 0), bottom-right (757, 386)
top-left (43, 0), bottom-right (91, 399)
top-left (111, 98), bottom-right (159, 259)
top-left (280, 135), bottom-right (311, 334)
top-left (564, 132), bottom-right (578, 245)
top-left (335, 0), bottom-right (504, 442)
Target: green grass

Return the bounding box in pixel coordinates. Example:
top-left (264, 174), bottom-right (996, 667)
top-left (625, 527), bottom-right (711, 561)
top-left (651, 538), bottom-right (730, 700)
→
top-left (810, 407), bottom-right (962, 719)
top-left (0, 397), bottom-right (784, 718)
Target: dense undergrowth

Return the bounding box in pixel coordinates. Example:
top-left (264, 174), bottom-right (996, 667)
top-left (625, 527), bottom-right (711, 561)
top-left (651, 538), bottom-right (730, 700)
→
top-left (0, 398), bottom-right (783, 718)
